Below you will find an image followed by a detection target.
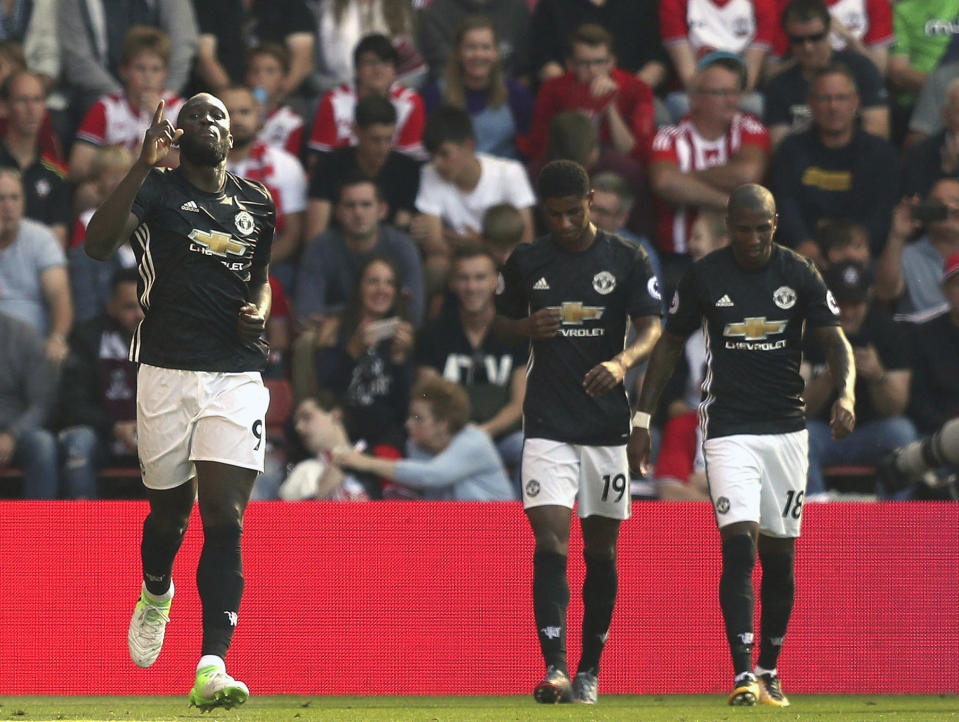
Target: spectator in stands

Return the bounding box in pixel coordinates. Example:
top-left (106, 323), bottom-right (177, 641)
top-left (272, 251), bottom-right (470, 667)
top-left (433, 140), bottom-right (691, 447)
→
top-left (411, 105), bottom-right (535, 290)
top-left (528, 0), bottom-right (668, 90)
top-left (419, 0), bottom-right (531, 83)
top-left (296, 172), bottom-right (425, 332)
top-left (68, 147), bottom-right (137, 324)
top-left (816, 217), bottom-right (873, 267)
top-left (304, 254), bottom-right (415, 451)
top-left (222, 85), bottom-right (307, 293)
top-left (876, 179), bottom-right (959, 319)
top-left (59, 0), bottom-right (197, 111)
top-left (589, 171), bottom-right (662, 285)
top-left (528, 24), bottom-right (655, 164)
top-left (764, 0), bottom-right (889, 149)
top-left (311, 0), bottom-right (423, 94)
top-left (0, 70), bottom-right (71, 246)
top-left (0, 167), bottom-right (71, 363)
top-left (191, 0), bottom-right (314, 97)
top-left (652, 411), bottom-right (710, 500)
top-left (308, 33), bottom-right (425, 159)
top-left (0, 310), bottom-right (58, 498)
top-left (902, 77), bottom-right (959, 199)
top-left (69, 26), bottom-right (185, 181)
top-left (415, 244), bottom-right (528, 494)
top-left (906, 60), bottom-right (959, 145)
top-left (332, 374), bottom-right (515, 500)
top-left (251, 391), bottom-right (371, 501)
top-left (246, 43), bottom-right (304, 157)
top-left (769, 0), bottom-right (894, 77)
top-left (771, 64), bottom-right (898, 263)
top-left (57, 268), bottom-right (141, 500)
top-left (660, 0), bottom-right (776, 120)
top-left (480, 202), bottom-right (525, 270)
top-left (422, 16), bottom-right (533, 161)
top-left (0, 38), bottom-right (63, 166)
top-left (908, 252), bottom-right (959, 435)
top-left (306, 94), bottom-right (420, 238)
top-left (803, 260), bottom-right (917, 497)
top-left (649, 53), bottom-right (769, 285)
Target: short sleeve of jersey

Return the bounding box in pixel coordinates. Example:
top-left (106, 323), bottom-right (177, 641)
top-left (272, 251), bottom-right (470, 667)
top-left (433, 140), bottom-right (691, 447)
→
top-left (249, 181), bottom-right (276, 269)
top-left (650, 127), bottom-right (680, 164)
top-left (309, 94), bottom-right (337, 152)
top-left (501, 161), bottom-right (537, 209)
top-left (890, 2), bottom-right (911, 58)
top-left (413, 165), bottom-right (445, 217)
top-left (660, 0), bottom-right (690, 44)
top-left (34, 226), bottom-right (66, 270)
top-left (75, 100), bottom-right (107, 146)
top-left (863, 0), bottom-right (894, 46)
top-left (739, 114), bottom-right (772, 153)
top-left (665, 265), bottom-right (703, 339)
top-left (395, 93), bottom-right (425, 155)
top-left (625, 243), bottom-right (664, 319)
top-left (496, 250), bottom-right (529, 320)
top-left (752, 0), bottom-right (777, 47)
top-left (801, 258), bottom-right (840, 328)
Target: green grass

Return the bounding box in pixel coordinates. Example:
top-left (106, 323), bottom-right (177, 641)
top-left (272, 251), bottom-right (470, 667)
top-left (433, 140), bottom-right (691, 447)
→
top-left (1, 696), bottom-right (958, 722)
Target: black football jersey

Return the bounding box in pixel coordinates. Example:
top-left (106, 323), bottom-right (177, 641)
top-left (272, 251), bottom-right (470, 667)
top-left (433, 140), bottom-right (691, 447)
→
top-left (128, 167), bottom-right (276, 372)
top-left (498, 230), bottom-right (662, 445)
top-left (666, 244), bottom-right (839, 439)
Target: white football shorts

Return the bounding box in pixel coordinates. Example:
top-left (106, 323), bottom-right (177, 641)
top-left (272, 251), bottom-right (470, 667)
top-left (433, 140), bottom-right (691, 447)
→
top-left (521, 438), bottom-right (631, 520)
top-left (136, 363), bottom-right (270, 490)
top-left (703, 430), bottom-right (809, 538)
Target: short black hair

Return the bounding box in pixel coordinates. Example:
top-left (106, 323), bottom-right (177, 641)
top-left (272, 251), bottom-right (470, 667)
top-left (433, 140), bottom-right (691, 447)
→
top-left (334, 169), bottom-right (383, 203)
top-left (354, 93), bottom-right (397, 128)
top-left (423, 105), bottom-right (475, 154)
top-left (536, 160), bottom-right (590, 201)
top-left (353, 33), bottom-right (398, 69)
top-left (451, 241), bottom-right (497, 268)
top-left (809, 62), bottom-right (859, 96)
top-left (782, 0), bottom-right (831, 30)
top-left (111, 267), bottom-right (140, 295)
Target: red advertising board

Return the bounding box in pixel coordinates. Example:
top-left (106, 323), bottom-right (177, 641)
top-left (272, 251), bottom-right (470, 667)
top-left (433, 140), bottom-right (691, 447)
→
top-left (0, 501), bottom-right (956, 695)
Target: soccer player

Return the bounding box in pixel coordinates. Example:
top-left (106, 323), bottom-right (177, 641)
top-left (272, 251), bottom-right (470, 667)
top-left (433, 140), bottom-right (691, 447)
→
top-left (495, 160), bottom-right (663, 704)
top-left (628, 184), bottom-right (855, 707)
top-left (84, 94), bottom-right (275, 711)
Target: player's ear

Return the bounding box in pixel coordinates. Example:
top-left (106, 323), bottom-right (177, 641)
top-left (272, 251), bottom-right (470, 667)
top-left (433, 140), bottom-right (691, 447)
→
top-left (228, 132), bottom-right (233, 150)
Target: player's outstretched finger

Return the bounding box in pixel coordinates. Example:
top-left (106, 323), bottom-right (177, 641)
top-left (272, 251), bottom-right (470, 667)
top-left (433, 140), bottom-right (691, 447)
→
top-left (153, 99), bottom-right (165, 125)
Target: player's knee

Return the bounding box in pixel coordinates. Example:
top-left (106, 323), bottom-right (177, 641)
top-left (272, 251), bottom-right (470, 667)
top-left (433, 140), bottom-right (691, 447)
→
top-left (144, 511), bottom-right (189, 541)
top-left (759, 543), bottom-right (795, 588)
top-left (721, 533), bottom-right (756, 577)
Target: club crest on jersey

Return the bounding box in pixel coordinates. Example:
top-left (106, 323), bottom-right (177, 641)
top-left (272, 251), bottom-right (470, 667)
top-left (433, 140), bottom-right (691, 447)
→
top-left (647, 276), bottom-right (662, 301)
top-left (592, 271), bottom-right (616, 295)
top-left (234, 210), bottom-right (255, 236)
top-left (773, 286), bottom-right (797, 310)
top-left (826, 290), bottom-right (840, 316)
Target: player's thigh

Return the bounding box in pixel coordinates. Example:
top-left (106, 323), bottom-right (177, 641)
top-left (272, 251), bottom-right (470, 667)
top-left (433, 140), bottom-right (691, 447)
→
top-left (192, 371), bottom-right (270, 473)
top-left (576, 444), bottom-right (631, 521)
top-left (757, 430), bottom-right (808, 538)
top-left (521, 438), bottom-right (580, 510)
top-left (136, 364), bottom-right (199, 490)
top-left (704, 435), bottom-right (763, 529)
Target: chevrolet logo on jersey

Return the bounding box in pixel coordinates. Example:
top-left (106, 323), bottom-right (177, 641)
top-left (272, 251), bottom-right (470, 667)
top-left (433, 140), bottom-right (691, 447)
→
top-left (559, 302), bottom-right (604, 324)
top-left (189, 229), bottom-right (249, 258)
top-left (723, 317), bottom-right (788, 350)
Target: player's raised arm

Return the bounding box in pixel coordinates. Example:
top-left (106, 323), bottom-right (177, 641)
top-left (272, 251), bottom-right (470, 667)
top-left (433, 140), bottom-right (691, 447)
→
top-left (812, 324), bottom-right (856, 440)
top-left (627, 329), bottom-right (686, 475)
top-left (86, 101), bottom-right (184, 261)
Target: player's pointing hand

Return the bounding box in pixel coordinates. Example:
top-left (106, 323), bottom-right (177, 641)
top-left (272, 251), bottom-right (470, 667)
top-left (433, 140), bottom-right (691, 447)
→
top-left (140, 99), bottom-right (183, 168)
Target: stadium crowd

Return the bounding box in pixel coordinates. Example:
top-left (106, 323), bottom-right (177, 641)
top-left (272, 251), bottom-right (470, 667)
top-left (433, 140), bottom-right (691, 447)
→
top-left (1, 0), bottom-right (957, 501)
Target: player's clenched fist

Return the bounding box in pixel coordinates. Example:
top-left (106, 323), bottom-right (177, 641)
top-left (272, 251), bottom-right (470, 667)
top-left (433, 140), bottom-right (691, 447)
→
top-left (524, 307), bottom-right (562, 339)
top-left (140, 100), bottom-right (183, 167)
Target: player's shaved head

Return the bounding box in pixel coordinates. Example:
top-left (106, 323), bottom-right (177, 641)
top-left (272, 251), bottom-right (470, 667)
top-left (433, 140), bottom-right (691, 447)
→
top-left (727, 184), bottom-right (775, 217)
top-left (180, 93), bottom-right (230, 124)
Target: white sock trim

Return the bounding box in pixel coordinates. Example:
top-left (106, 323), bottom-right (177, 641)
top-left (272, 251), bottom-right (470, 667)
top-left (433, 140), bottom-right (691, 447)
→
top-left (197, 655), bottom-right (226, 673)
top-left (754, 665), bottom-right (777, 678)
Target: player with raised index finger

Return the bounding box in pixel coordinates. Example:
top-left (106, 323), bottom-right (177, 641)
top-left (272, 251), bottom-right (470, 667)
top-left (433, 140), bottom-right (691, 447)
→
top-left (85, 94), bottom-right (276, 710)
top-left (495, 159), bottom-right (662, 704)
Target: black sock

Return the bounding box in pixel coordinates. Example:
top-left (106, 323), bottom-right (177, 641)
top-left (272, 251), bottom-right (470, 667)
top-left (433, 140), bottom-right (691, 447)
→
top-left (533, 551), bottom-right (569, 672)
top-left (197, 523), bottom-right (245, 659)
top-left (757, 547), bottom-right (795, 671)
top-left (140, 513), bottom-right (188, 597)
top-left (719, 534), bottom-right (756, 676)
top-left (578, 551), bottom-right (617, 676)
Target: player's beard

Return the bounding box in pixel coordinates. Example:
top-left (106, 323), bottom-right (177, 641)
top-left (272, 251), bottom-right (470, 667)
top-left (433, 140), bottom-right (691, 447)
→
top-left (179, 132), bottom-right (230, 166)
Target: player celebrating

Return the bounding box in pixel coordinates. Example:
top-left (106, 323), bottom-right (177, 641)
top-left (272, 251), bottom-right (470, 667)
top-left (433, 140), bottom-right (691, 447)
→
top-left (85, 95), bottom-right (275, 710)
top-left (629, 184), bottom-right (855, 707)
top-left (496, 160), bottom-right (662, 704)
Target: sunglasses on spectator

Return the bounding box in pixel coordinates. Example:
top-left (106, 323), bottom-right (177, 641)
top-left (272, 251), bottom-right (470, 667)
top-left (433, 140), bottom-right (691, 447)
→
top-left (788, 30), bottom-right (828, 45)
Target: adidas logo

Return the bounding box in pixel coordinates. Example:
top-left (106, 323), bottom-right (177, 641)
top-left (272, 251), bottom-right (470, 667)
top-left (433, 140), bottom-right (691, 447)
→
top-left (715, 294), bottom-right (734, 307)
top-left (180, 200), bottom-right (200, 212)
top-left (533, 277), bottom-right (550, 290)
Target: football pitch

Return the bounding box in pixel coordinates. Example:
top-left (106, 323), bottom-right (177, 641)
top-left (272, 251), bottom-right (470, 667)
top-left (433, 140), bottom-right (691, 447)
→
top-left (1, 695), bottom-right (958, 721)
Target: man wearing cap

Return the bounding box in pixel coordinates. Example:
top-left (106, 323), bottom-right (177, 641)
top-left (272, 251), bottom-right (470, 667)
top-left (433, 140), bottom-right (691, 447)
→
top-left (763, 0), bottom-right (889, 149)
top-left (802, 260), bottom-right (918, 497)
top-left (649, 53), bottom-right (770, 288)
